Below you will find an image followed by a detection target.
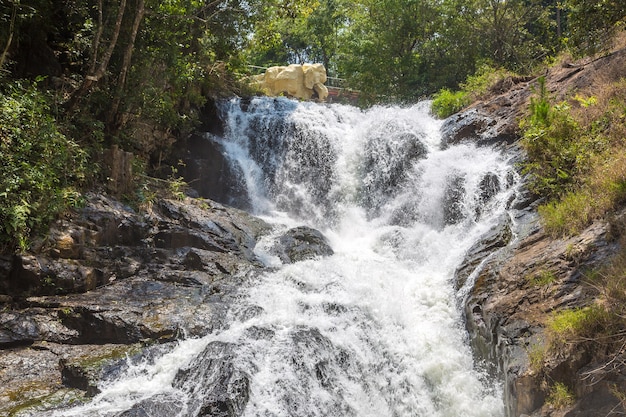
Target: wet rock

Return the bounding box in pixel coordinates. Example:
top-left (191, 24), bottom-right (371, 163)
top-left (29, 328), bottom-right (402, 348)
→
top-left (177, 133), bottom-right (251, 210)
top-left (362, 130), bottom-right (428, 212)
top-left (0, 192), bottom-right (273, 415)
top-left (59, 343), bottom-right (143, 397)
top-left (1, 194), bottom-right (269, 298)
top-left (441, 77), bottom-right (533, 149)
top-left (117, 394), bottom-right (185, 417)
top-left (479, 173), bottom-right (501, 205)
top-left (174, 341), bottom-right (250, 417)
top-left (0, 342), bottom-right (156, 415)
top-left (443, 174), bottom-right (466, 225)
top-left (9, 255), bottom-right (105, 295)
top-left (465, 216), bottom-right (618, 417)
top-left (455, 215), bottom-right (512, 291)
top-left (0, 308), bottom-right (79, 347)
top-left (271, 226), bottom-right (334, 263)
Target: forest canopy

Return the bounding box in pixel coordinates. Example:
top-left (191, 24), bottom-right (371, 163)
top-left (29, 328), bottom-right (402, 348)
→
top-left (0, 0), bottom-right (624, 250)
top-left (1, 0), bottom-right (625, 105)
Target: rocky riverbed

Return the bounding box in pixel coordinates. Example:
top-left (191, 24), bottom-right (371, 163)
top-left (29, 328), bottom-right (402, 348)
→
top-left (0, 194), bottom-right (334, 416)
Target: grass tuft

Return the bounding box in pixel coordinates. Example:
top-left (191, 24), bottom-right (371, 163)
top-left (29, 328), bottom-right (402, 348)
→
top-left (546, 382), bottom-right (575, 409)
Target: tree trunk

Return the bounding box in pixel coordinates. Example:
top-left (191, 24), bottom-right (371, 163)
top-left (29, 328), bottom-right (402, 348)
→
top-left (109, 0), bottom-right (146, 129)
top-left (65, 0), bottom-right (127, 111)
top-left (0, 1), bottom-right (17, 70)
top-left (88, 0), bottom-right (104, 75)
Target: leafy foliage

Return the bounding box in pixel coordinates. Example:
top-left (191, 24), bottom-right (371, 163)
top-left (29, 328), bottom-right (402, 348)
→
top-left (0, 81), bottom-right (87, 251)
top-left (546, 382), bottom-right (575, 409)
top-left (431, 89), bottom-right (470, 118)
top-left (565, 0), bottom-right (626, 54)
top-left (431, 65), bottom-right (518, 118)
top-left (521, 77), bottom-right (626, 236)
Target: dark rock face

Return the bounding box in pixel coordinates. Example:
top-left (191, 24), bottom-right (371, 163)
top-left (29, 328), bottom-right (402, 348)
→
top-left (174, 342), bottom-right (250, 417)
top-left (441, 78), bottom-right (533, 149)
top-left (178, 134), bottom-right (251, 210)
top-left (361, 130), bottom-right (428, 213)
top-left (454, 215), bottom-right (512, 292)
top-left (461, 215), bottom-right (621, 417)
top-left (443, 174), bottom-right (466, 225)
top-left (271, 226), bottom-right (334, 264)
top-left (0, 193), bottom-right (271, 415)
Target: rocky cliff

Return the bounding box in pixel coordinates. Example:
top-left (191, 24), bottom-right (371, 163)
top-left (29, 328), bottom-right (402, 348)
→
top-left (445, 47), bottom-right (626, 417)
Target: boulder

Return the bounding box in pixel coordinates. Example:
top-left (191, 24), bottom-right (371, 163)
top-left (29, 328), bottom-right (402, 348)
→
top-left (174, 341), bottom-right (250, 417)
top-left (271, 226), bottom-right (334, 264)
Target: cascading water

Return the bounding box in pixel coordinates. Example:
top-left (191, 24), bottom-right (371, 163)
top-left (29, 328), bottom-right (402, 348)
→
top-left (54, 97), bottom-right (519, 417)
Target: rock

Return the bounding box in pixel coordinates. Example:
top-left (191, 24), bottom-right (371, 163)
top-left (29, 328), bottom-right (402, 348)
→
top-left (174, 341), bottom-right (250, 417)
top-left (440, 52), bottom-right (626, 416)
top-left (1, 194), bottom-right (269, 298)
top-left (454, 214), bottom-right (512, 291)
top-left (441, 78), bottom-right (532, 149)
top-left (465, 217), bottom-right (618, 417)
top-left (0, 192), bottom-right (273, 415)
top-left (178, 133), bottom-right (251, 210)
top-left (116, 394), bottom-right (185, 416)
top-left (361, 129), bottom-right (428, 213)
top-left (0, 342), bottom-right (157, 416)
top-left (443, 174), bottom-right (466, 225)
top-left (59, 343), bottom-right (143, 397)
top-left (271, 226), bottom-right (334, 263)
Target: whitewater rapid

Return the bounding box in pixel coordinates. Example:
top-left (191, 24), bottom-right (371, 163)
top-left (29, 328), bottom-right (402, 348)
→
top-left (54, 97), bottom-right (518, 417)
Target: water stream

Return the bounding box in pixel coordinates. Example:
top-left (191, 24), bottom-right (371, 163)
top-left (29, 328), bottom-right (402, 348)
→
top-left (56, 97), bottom-right (519, 416)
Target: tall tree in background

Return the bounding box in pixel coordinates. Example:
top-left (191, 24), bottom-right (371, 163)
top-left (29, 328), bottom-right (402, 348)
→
top-left (338, 0), bottom-right (441, 102)
top-left (564, 0), bottom-right (626, 54)
top-left (442, 0), bottom-right (556, 71)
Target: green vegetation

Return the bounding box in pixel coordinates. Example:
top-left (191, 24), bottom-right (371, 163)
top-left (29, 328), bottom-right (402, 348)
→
top-left (546, 305), bottom-right (610, 344)
top-left (0, 0), bottom-right (624, 252)
top-left (527, 342), bottom-right (547, 374)
top-left (0, 81), bottom-right (87, 251)
top-left (546, 382), bottom-right (575, 409)
top-left (431, 65), bottom-right (518, 117)
top-left (529, 269), bottom-right (558, 287)
top-left (521, 75), bottom-right (626, 237)
top-left (431, 89), bottom-right (470, 118)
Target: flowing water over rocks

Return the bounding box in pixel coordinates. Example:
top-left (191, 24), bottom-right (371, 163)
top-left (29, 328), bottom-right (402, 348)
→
top-left (2, 97), bottom-right (532, 416)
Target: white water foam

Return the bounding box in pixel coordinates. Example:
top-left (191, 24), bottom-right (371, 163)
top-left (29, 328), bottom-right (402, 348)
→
top-left (53, 98), bottom-right (516, 417)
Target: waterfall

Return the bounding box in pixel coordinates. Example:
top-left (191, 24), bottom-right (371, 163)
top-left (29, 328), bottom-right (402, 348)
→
top-left (55, 97), bottom-right (518, 417)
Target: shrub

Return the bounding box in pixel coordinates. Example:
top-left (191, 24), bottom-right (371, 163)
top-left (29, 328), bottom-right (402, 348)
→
top-left (0, 81), bottom-right (87, 252)
top-left (546, 305), bottom-right (610, 344)
top-left (538, 191), bottom-right (594, 236)
top-left (521, 101), bottom-right (587, 199)
top-left (521, 77), bottom-right (626, 236)
top-left (431, 88), bottom-right (470, 118)
top-left (461, 65), bottom-right (517, 100)
top-left (546, 382), bottom-right (575, 409)
top-left (431, 65), bottom-right (517, 118)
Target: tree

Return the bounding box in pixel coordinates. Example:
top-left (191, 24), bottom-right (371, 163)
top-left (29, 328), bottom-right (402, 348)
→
top-left (564, 0), bottom-right (626, 54)
top-left (338, 0), bottom-right (443, 102)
